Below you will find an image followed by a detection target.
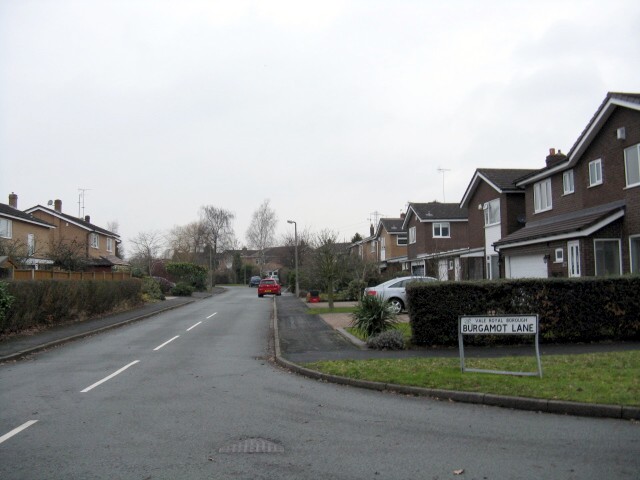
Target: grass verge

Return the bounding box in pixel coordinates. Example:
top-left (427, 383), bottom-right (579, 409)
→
top-left (303, 350), bottom-right (640, 406)
top-left (346, 323), bottom-right (412, 342)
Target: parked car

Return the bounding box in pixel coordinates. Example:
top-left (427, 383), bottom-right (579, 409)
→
top-left (249, 276), bottom-right (262, 287)
top-left (258, 278), bottom-right (281, 297)
top-left (364, 276), bottom-right (437, 313)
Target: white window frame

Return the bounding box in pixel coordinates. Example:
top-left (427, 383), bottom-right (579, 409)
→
top-left (107, 237), bottom-right (114, 253)
top-left (90, 233), bottom-right (99, 249)
top-left (397, 234), bottom-right (407, 246)
top-left (554, 248), bottom-right (564, 263)
top-left (0, 218), bottom-right (12, 239)
top-left (629, 235), bottom-right (640, 274)
top-left (432, 222), bottom-right (450, 238)
top-left (594, 238), bottom-right (622, 276)
top-left (624, 143), bottom-right (640, 188)
top-left (533, 178), bottom-right (552, 213)
top-left (409, 226), bottom-right (416, 244)
top-left (370, 240), bottom-right (376, 253)
top-left (562, 170), bottom-right (575, 195)
top-left (588, 159), bottom-right (603, 187)
top-left (483, 199), bottom-right (500, 226)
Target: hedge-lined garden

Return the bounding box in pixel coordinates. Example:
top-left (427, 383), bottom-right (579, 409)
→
top-left (407, 277), bottom-right (640, 346)
top-left (0, 279), bottom-right (143, 336)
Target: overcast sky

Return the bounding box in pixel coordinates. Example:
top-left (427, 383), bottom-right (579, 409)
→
top-left (1, 0), bottom-right (639, 254)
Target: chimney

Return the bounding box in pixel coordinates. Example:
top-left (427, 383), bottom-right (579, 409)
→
top-left (400, 212), bottom-right (406, 219)
top-left (370, 223), bottom-right (374, 236)
top-left (545, 147), bottom-right (567, 168)
top-left (85, 215), bottom-right (91, 223)
top-left (54, 199), bottom-right (62, 212)
top-left (9, 192), bottom-right (18, 209)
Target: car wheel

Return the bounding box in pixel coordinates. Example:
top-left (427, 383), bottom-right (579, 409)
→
top-left (258, 294), bottom-right (263, 298)
top-left (388, 298), bottom-right (404, 314)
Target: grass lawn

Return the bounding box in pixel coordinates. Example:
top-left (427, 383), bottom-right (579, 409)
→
top-left (303, 350), bottom-right (640, 406)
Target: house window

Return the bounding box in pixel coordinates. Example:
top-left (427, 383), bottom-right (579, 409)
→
top-left (594, 239), bottom-right (621, 276)
top-left (433, 222), bottom-right (450, 238)
top-left (562, 170), bottom-right (575, 195)
top-left (589, 159), bottom-right (603, 187)
top-left (397, 234), bottom-right (407, 246)
top-left (90, 233), bottom-right (99, 249)
top-left (624, 143), bottom-right (640, 188)
top-left (483, 199), bottom-right (500, 226)
top-left (0, 218), bottom-right (12, 239)
top-left (107, 238), bottom-right (113, 253)
top-left (533, 178), bottom-right (552, 213)
top-left (409, 226), bottom-right (416, 244)
top-left (370, 240), bottom-right (376, 253)
top-left (27, 234), bottom-right (35, 256)
top-left (630, 236), bottom-right (640, 274)
top-left (554, 248), bottom-right (564, 263)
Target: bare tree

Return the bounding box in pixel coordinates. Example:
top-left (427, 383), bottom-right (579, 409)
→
top-left (312, 229), bottom-right (342, 308)
top-left (47, 238), bottom-right (88, 271)
top-left (200, 205), bottom-right (236, 284)
top-left (129, 230), bottom-right (164, 275)
top-left (167, 221), bottom-right (207, 263)
top-left (246, 199), bottom-right (277, 273)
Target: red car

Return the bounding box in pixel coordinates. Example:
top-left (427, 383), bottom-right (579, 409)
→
top-left (258, 278), bottom-right (281, 297)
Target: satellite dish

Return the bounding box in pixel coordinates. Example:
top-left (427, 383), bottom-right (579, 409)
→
top-left (517, 214), bottom-right (526, 224)
top-left (47, 200), bottom-right (53, 206)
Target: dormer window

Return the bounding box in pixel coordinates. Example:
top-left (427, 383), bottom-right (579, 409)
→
top-left (589, 159), bottom-right (603, 187)
top-left (534, 178), bottom-right (552, 213)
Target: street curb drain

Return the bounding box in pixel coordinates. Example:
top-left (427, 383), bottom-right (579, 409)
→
top-left (218, 438), bottom-right (284, 454)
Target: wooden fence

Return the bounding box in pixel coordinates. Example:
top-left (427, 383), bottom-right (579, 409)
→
top-left (10, 270), bottom-right (132, 281)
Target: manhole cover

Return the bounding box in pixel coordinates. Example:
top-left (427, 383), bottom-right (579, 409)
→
top-left (219, 438), bottom-right (284, 454)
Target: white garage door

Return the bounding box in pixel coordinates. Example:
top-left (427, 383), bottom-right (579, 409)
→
top-left (506, 255), bottom-right (548, 279)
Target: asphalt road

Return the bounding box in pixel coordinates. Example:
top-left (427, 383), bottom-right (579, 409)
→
top-left (1, 286), bottom-right (638, 479)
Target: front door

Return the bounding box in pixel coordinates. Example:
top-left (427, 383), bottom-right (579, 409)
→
top-left (568, 240), bottom-right (581, 277)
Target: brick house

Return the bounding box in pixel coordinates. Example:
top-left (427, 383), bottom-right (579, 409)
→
top-left (494, 92), bottom-right (640, 277)
top-left (0, 193), bottom-right (56, 268)
top-left (459, 169), bottom-right (537, 279)
top-left (25, 199), bottom-right (127, 271)
top-left (401, 202), bottom-right (469, 280)
top-left (375, 217), bottom-right (408, 274)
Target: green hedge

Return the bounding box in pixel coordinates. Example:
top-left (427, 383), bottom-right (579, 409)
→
top-left (407, 277), bottom-right (640, 346)
top-left (1, 279), bottom-right (143, 335)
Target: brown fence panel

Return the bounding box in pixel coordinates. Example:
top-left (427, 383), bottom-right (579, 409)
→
top-left (10, 270), bottom-right (132, 282)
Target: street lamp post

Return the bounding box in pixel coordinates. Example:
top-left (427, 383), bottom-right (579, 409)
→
top-left (287, 220), bottom-right (299, 298)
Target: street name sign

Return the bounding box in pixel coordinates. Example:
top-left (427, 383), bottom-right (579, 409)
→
top-left (458, 314), bottom-right (543, 377)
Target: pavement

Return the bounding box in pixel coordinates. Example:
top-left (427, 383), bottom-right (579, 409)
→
top-left (1, 288), bottom-right (638, 420)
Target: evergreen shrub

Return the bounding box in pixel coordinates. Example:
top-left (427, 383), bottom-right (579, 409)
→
top-left (407, 277), bottom-right (640, 346)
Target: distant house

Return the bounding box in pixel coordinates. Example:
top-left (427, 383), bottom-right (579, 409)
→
top-left (494, 92), bottom-right (640, 278)
top-left (459, 168), bottom-right (537, 279)
top-left (25, 198), bottom-right (127, 271)
top-left (402, 202), bottom-right (469, 280)
top-left (375, 217), bottom-right (408, 273)
top-left (0, 193), bottom-right (56, 268)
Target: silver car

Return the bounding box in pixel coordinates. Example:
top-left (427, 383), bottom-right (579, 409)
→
top-left (364, 276), bottom-right (437, 314)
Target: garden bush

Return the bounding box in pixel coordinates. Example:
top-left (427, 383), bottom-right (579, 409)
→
top-left (0, 282), bottom-right (14, 325)
top-left (346, 279), bottom-right (366, 301)
top-left (407, 276), bottom-right (640, 346)
top-left (142, 277), bottom-right (165, 301)
top-left (350, 294), bottom-right (398, 338)
top-left (367, 329), bottom-right (405, 350)
top-left (166, 263), bottom-right (207, 291)
top-left (2, 279), bottom-right (142, 335)
top-left (171, 282), bottom-right (195, 296)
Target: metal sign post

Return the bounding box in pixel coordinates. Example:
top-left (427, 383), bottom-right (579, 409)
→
top-left (458, 314), bottom-right (543, 378)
